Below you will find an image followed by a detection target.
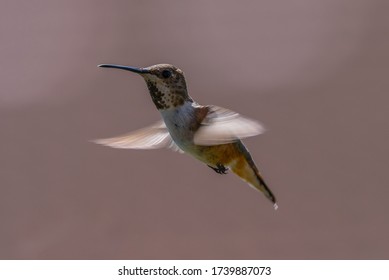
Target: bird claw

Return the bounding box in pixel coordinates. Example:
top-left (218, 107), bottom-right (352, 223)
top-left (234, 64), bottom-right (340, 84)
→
top-left (208, 164), bottom-right (228, 174)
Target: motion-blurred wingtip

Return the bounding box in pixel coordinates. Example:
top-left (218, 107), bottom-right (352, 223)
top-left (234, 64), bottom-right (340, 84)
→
top-left (90, 138), bottom-right (106, 145)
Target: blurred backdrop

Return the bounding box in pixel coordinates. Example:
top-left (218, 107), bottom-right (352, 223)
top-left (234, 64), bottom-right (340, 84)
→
top-left (1, 0), bottom-right (389, 259)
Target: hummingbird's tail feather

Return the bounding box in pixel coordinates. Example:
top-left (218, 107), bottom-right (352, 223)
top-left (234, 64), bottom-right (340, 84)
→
top-left (230, 143), bottom-right (277, 209)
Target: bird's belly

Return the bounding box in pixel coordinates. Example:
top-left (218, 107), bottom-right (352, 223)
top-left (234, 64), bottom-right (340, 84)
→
top-left (181, 141), bottom-right (243, 169)
top-left (165, 121), bottom-right (242, 167)
top-left (161, 115), bottom-right (196, 150)
top-left (160, 105), bottom-right (243, 167)
top-left (167, 126), bottom-right (195, 151)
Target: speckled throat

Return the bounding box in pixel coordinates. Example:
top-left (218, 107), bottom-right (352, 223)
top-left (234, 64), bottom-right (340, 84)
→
top-left (145, 78), bottom-right (192, 110)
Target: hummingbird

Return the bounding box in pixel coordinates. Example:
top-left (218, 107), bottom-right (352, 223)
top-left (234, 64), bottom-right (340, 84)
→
top-left (95, 63), bottom-right (277, 209)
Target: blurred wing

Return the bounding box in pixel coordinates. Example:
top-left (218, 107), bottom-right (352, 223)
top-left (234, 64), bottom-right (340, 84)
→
top-left (93, 120), bottom-right (183, 153)
top-left (193, 105), bottom-right (265, 146)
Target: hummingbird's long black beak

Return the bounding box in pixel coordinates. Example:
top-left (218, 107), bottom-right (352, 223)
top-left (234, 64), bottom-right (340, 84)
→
top-left (98, 64), bottom-right (150, 74)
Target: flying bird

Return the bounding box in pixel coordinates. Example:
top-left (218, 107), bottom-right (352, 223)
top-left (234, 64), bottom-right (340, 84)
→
top-left (95, 63), bottom-right (277, 209)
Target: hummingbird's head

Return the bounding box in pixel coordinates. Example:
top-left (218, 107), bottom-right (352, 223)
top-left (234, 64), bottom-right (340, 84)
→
top-left (98, 63), bottom-right (191, 110)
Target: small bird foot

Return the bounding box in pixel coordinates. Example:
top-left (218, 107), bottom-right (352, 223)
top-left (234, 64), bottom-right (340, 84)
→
top-left (208, 163), bottom-right (228, 174)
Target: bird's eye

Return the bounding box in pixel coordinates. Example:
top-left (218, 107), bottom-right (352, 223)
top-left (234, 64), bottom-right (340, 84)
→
top-left (162, 70), bottom-right (172, 78)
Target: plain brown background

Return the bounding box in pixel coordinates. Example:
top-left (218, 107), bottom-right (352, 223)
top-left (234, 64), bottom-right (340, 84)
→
top-left (1, 0), bottom-right (389, 259)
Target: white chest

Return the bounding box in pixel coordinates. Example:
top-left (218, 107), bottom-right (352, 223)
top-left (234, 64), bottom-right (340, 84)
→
top-left (159, 102), bottom-right (197, 147)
